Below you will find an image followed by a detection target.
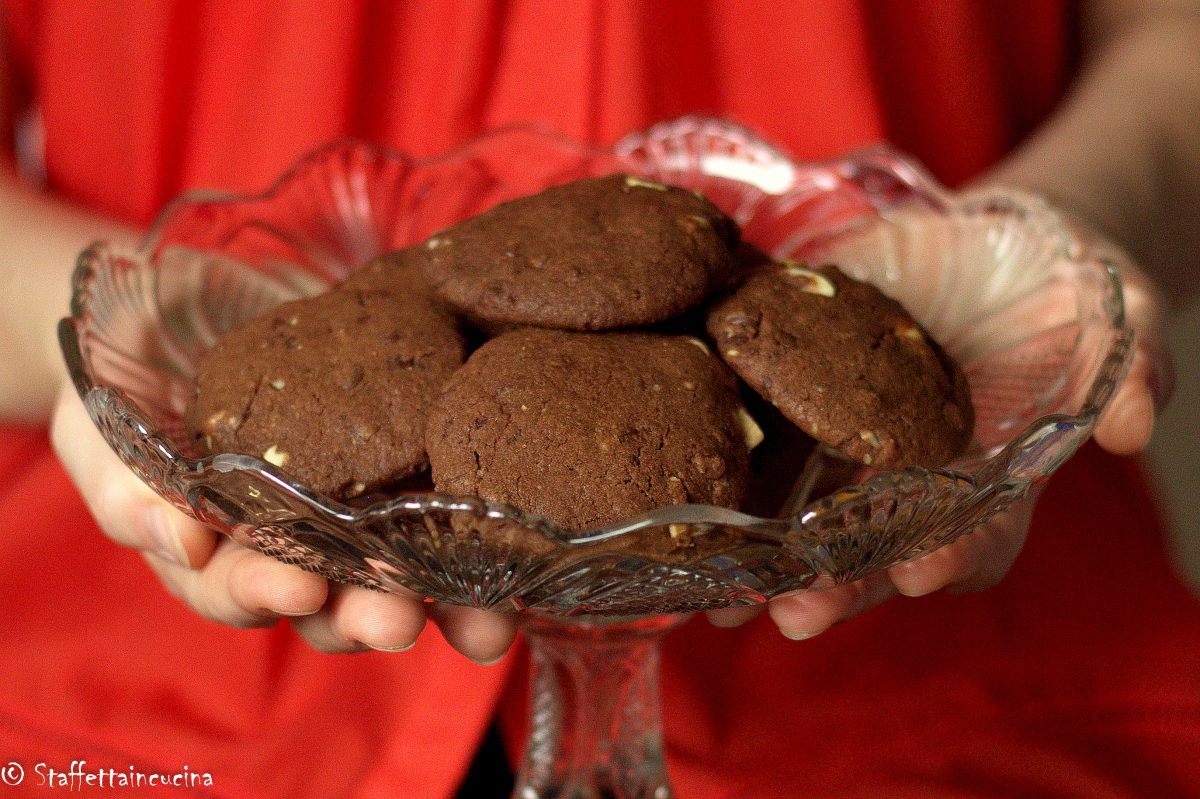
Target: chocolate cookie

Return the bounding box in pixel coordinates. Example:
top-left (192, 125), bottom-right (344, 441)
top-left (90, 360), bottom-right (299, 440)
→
top-left (420, 174), bottom-right (739, 330)
top-left (425, 328), bottom-right (758, 531)
top-left (337, 247), bottom-right (427, 293)
top-left (186, 273), bottom-right (464, 499)
top-left (705, 262), bottom-right (973, 468)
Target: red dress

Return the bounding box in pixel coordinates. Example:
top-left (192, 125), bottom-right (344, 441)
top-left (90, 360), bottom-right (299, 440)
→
top-left (2, 3), bottom-right (1199, 797)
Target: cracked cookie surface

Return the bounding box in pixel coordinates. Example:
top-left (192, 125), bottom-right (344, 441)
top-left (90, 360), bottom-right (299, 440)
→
top-left (420, 174), bottom-right (739, 331)
top-left (425, 328), bottom-right (751, 531)
top-left (706, 263), bottom-right (973, 468)
top-left (186, 256), bottom-right (464, 499)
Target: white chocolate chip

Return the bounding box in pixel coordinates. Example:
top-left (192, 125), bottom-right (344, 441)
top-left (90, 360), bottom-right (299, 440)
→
top-left (425, 236), bottom-right (450, 249)
top-left (724, 348), bottom-right (741, 358)
top-left (668, 523), bottom-right (691, 544)
top-left (205, 410), bottom-right (235, 430)
top-left (269, 378), bottom-right (286, 390)
top-left (263, 445), bottom-right (289, 467)
top-left (651, 383), bottom-right (662, 393)
top-left (287, 315), bottom-right (299, 326)
top-left (624, 176), bottom-right (669, 191)
top-left (896, 321), bottom-right (924, 341)
top-left (682, 381), bottom-right (696, 391)
top-left (736, 407), bottom-right (765, 451)
top-left (686, 337), bottom-right (712, 355)
top-left (347, 482), bottom-right (367, 498)
top-left (782, 263), bottom-right (837, 297)
top-left (858, 430), bottom-right (884, 465)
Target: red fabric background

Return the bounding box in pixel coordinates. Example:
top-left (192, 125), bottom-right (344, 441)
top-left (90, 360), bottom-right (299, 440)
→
top-left (4, 0), bottom-right (1068, 216)
top-left (2, 2), bottom-right (1198, 797)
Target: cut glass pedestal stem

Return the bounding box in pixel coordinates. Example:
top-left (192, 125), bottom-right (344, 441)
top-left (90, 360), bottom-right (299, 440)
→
top-left (513, 613), bottom-right (688, 799)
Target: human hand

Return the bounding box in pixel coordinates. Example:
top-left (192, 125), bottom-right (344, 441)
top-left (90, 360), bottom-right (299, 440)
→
top-left (709, 230), bottom-right (1173, 639)
top-left (50, 384), bottom-right (516, 662)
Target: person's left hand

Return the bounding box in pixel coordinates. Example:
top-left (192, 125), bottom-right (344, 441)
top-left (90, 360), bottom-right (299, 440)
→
top-left (708, 235), bottom-right (1174, 639)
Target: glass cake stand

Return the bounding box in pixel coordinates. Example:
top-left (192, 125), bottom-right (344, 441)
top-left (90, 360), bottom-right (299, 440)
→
top-left (60, 117), bottom-right (1133, 799)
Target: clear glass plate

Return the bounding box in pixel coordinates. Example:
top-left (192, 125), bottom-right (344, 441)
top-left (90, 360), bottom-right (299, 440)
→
top-left (59, 116), bottom-right (1134, 617)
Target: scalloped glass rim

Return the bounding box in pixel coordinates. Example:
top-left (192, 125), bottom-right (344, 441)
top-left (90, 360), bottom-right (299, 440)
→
top-left (60, 116), bottom-right (1135, 594)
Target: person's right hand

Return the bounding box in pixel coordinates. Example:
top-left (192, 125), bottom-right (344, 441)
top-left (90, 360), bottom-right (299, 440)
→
top-left (50, 383), bottom-right (517, 662)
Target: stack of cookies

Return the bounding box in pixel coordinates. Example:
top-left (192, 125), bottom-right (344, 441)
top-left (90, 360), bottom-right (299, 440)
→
top-left (186, 174), bottom-right (973, 535)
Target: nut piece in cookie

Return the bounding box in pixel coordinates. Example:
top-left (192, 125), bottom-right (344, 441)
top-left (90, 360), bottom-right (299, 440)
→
top-left (425, 328), bottom-right (754, 531)
top-left (186, 265), bottom-right (464, 499)
top-left (419, 174), bottom-right (740, 331)
top-left (706, 262), bottom-right (973, 468)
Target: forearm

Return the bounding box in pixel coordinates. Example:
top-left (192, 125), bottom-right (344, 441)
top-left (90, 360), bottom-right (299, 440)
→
top-left (987, 9), bottom-right (1200, 303)
top-left (0, 11), bottom-right (135, 422)
top-left (0, 171), bottom-right (134, 422)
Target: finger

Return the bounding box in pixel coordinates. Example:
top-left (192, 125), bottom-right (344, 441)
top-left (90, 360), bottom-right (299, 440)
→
top-left (1118, 266), bottom-right (1175, 410)
top-left (706, 604), bottom-right (765, 628)
top-left (1094, 348), bottom-right (1157, 455)
top-left (767, 572), bottom-right (896, 640)
top-left (887, 502), bottom-right (1030, 598)
top-left (946, 500), bottom-right (1035, 594)
top-left (51, 388), bottom-right (217, 568)
top-left (290, 586), bottom-right (427, 654)
top-left (143, 537), bottom-right (328, 628)
top-left (288, 602), bottom-right (368, 653)
top-left (427, 604), bottom-right (517, 665)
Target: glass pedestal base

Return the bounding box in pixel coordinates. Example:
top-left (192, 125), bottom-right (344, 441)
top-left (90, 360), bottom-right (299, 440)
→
top-left (513, 614), bottom-right (688, 799)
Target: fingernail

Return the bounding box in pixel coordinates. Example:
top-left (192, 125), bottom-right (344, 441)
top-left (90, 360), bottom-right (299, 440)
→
top-left (369, 641), bottom-right (416, 653)
top-left (471, 655), bottom-right (505, 666)
top-left (781, 629), bottom-right (817, 641)
top-left (144, 506), bottom-right (188, 567)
